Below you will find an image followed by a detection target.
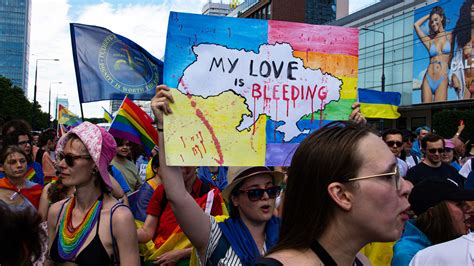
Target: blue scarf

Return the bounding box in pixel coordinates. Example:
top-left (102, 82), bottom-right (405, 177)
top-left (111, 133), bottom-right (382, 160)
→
top-left (218, 216), bottom-right (280, 265)
top-left (197, 167), bottom-right (228, 191)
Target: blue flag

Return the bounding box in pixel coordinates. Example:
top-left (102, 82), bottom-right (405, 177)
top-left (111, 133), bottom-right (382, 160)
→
top-left (358, 88), bottom-right (401, 119)
top-left (70, 23), bottom-right (163, 103)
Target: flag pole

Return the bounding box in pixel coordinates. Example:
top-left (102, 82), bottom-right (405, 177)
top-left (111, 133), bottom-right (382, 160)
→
top-left (79, 102), bottom-right (85, 121)
top-left (107, 95), bottom-right (127, 132)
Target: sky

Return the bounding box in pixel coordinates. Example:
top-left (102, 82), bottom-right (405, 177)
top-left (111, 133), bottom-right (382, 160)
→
top-left (28, 0), bottom-right (376, 118)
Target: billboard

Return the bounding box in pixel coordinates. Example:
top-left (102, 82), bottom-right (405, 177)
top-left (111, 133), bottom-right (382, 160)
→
top-left (412, 0), bottom-right (473, 104)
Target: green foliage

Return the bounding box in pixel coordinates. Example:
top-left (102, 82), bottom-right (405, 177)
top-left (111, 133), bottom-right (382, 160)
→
top-left (432, 110), bottom-right (474, 140)
top-left (85, 117), bottom-right (107, 124)
top-left (0, 76), bottom-right (49, 130)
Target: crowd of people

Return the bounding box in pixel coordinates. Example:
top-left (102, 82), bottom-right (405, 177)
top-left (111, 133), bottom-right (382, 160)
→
top-left (1, 84), bottom-right (474, 265)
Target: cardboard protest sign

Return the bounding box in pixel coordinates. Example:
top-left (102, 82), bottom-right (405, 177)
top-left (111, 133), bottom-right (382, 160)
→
top-left (164, 12), bottom-right (358, 166)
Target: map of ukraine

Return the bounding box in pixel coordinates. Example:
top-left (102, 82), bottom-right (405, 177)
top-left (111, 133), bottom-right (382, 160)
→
top-left (177, 43), bottom-right (343, 142)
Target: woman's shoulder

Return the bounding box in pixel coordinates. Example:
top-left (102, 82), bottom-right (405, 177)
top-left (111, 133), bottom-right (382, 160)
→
top-left (264, 249), bottom-right (320, 265)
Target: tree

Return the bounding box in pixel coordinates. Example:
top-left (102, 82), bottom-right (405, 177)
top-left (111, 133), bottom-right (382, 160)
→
top-left (0, 76), bottom-right (49, 130)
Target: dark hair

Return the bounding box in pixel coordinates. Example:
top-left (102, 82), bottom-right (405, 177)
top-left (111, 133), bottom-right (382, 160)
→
top-left (0, 200), bottom-right (45, 265)
top-left (47, 179), bottom-right (70, 204)
top-left (151, 153), bottom-right (160, 173)
top-left (271, 121), bottom-right (376, 253)
top-left (1, 119), bottom-right (31, 137)
top-left (38, 128), bottom-right (56, 147)
top-left (114, 137), bottom-right (128, 147)
top-left (421, 133), bottom-right (444, 150)
top-left (415, 201), bottom-right (461, 245)
top-left (452, 0), bottom-right (474, 52)
top-left (0, 145), bottom-right (28, 166)
top-left (3, 130), bottom-right (33, 162)
top-left (382, 128), bottom-right (403, 141)
top-left (428, 6), bottom-right (447, 38)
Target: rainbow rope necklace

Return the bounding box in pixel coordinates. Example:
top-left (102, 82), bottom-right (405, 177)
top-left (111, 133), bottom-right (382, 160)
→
top-left (57, 195), bottom-right (103, 260)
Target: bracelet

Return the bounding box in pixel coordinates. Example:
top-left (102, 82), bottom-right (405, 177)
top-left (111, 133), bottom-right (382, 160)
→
top-left (157, 128), bottom-right (163, 132)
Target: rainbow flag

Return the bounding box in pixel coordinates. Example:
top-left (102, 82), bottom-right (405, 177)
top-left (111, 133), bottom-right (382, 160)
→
top-left (358, 88), bottom-right (401, 119)
top-left (58, 104), bottom-right (82, 127)
top-left (24, 166), bottom-right (35, 181)
top-left (108, 96), bottom-right (158, 154)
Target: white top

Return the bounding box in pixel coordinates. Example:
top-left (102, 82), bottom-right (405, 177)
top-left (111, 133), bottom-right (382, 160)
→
top-left (409, 233), bottom-right (474, 266)
top-left (397, 158), bottom-right (409, 177)
top-left (459, 159), bottom-right (472, 178)
top-left (404, 155), bottom-right (419, 169)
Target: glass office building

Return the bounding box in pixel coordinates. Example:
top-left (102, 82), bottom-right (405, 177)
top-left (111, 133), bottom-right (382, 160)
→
top-left (0, 0), bottom-right (31, 92)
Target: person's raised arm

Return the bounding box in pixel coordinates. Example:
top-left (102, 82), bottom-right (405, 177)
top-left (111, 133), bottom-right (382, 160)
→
top-left (349, 102), bottom-right (366, 124)
top-left (414, 14), bottom-right (431, 50)
top-left (151, 85), bottom-right (213, 256)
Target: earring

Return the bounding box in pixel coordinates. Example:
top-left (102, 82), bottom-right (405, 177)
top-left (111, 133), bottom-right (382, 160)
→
top-left (92, 168), bottom-right (99, 176)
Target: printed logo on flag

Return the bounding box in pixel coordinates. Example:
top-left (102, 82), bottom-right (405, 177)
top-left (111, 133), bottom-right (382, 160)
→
top-left (98, 34), bottom-right (160, 94)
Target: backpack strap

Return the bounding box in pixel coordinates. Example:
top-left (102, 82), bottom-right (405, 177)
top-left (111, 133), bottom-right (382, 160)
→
top-left (109, 202), bottom-right (129, 265)
top-left (413, 155), bottom-right (418, 164)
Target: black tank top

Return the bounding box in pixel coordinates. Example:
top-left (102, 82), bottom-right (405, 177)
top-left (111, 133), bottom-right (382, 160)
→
top-left (49, 199), bottom-right (112, 265)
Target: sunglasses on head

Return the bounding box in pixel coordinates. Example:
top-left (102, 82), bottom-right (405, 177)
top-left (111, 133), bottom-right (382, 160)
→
top-left (239, 186), bottom-right (281, 201)
top-left (57, 152), bottom-right (92, 167)
top-left (427, 148), bottom-right (445, 154)
top-left (386, 141), bottom-right (403, 148)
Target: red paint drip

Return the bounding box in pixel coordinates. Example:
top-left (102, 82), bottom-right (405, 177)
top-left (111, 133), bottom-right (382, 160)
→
top-left (311, 97), bottom-right (314, 123)
top-left (253, 97), bottom-right (257, 135)
top-left (274, 100), bottom-right (278, 141)
top-left (195, 108), bottom-right (224, 165)
top-left (180, 77), bottom-right (224, 165)
top-left (286, 100), bottom-right (289, 117)
top-left (180, 136), bottom-right (186, 148)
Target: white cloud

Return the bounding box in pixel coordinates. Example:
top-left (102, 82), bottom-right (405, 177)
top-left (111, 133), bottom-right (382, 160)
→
top-left (28, 0), bottom-right (206, 119)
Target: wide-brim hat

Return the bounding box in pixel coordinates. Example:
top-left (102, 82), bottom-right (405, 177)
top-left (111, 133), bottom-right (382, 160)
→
top-left (56, 122), bottom-right (117, 190)
top-left (222, 166), bottom-right (284, 202)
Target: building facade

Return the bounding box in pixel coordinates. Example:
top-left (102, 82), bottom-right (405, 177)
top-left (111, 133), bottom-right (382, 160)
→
top-left (0, 0), bottom-right (31, 92)
top-left (228, 0), bottom-right (348, 24)
top-left (330, 0), bottom-right (474, 130)
top-left (202, 1), bottom-right (234, 16)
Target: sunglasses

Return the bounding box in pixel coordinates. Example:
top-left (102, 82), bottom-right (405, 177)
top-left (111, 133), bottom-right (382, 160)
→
top-left (239, 186), bottom-right (281, 201)
top-left (17, 140), bottom-right (31, 146)
top-left (386, 141), bottom-right (403, 148)
top-left (346, 166), bottom-right (400, 191)
top-left (444, 148), bottom-right (453, 152)
top-left (427, 148), bottom-right (445, 154)
top-left (57, 152), bottom-right (92, 167)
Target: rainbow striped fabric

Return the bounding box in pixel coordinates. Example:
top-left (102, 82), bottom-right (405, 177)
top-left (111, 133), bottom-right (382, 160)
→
top-left (108, 96), bottom-right (158, 154)
top-left (58, 104), bottom-right (82, 127)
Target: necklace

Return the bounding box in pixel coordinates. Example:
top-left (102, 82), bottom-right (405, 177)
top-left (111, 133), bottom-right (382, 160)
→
top-left (57, 195), bottom-right (103, 260)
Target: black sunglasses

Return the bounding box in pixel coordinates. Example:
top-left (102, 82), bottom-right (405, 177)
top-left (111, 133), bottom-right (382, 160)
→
top-left (427, 148), bottom-right (445, 154)
top-left (239, 186), bottom-right (281, 201)
top-left (386, 141), bottom-right (403, 148)
top-left (17, 140), bottom-right (31, 146)
top-left (58, 152), bottom-right (92, 167)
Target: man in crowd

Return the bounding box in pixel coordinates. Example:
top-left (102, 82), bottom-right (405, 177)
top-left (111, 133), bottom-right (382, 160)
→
top-left (401, 129), bottom-right (420, 168)
top-left (381, 129), bottom-right (409, 176)
top-left (411, 126), bottom-right (430, 159)
top-left (406, 133), bottom-right (464, 186)
top-left (35, 129), bottom-right (57, 183)
top-left (111, 138), bottom-right (142, 191)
